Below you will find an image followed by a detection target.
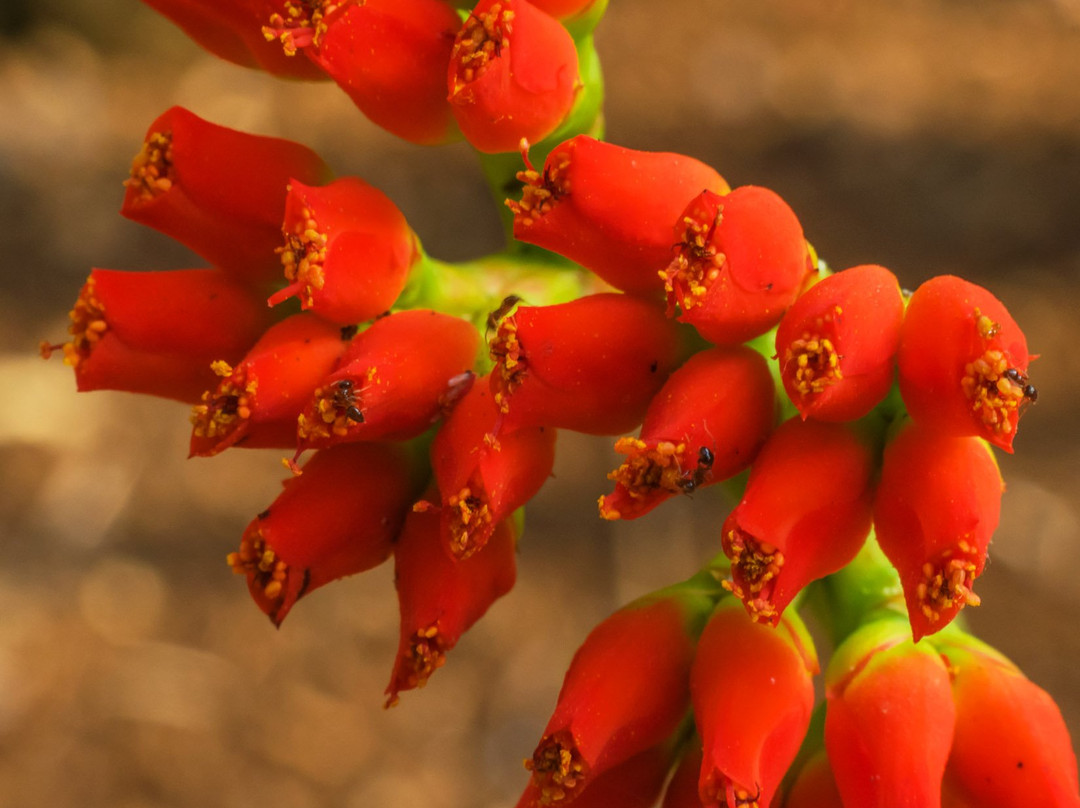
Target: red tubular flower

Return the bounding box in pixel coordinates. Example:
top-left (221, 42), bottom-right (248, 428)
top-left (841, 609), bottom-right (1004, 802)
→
top-left (40, 268), bottom-right (274, 403)
top-left (488, 292), bottom-right (683, 434)
top-left (689, 599), bottom-right (818, 808)
top-left (720, 416), bottom-right (875, 626)
top-left (599, 345), bottom-right (776, 521)
top-left (824, 618), bottom-right (955, 808)
top-left (518, 740), bottom-right (677, 808)
top-left (189, 313), bottom-right (348, 457)
top-left (429, 380), bottom-right (556, 558)
top-left (296, 309), bottom-right (480, 455)
top-left (262, 0), bottom-right (461, 145)
top-left (523, 583), bottom-right (714, 806)
top-left (660, 743), bottom-right (705, 808)
top-left (385, 501), bottom-right (517, 706)
top-left (266, 177), bottom-right (420, 325)
top-left (775, 264), bottom-right (905, 422)
top-left (874, 420), bottom-right (1004, 641)
top-left (508, 135), bottom-right (730, 296)
top-left (138, 0), bottom-right (327, 79)
top-left (227, 441), bottom-right (417, 624)
top-left (660, 187), bottom-right (813, 345)
top-left (935, 636), bottom-right (1080, 807)
top-left (121, 106), bottom-right (332, 286)
top-left (897, 274), bottom-right (1035, 452)
top-left (447, 0), bottom-right (581, 154)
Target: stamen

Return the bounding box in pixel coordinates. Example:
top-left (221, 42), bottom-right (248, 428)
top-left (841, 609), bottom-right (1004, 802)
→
top-left (660, 208), bottom-right (725, 313)
top-left (450, 4), bottom-right (514, 92)
top-left (784, 306), bottom-right (844, 399)
top-left (261, 1), bottom-right (346, 54)
top-left (506, 151), bottom-right (571, 226)
top-left (721, 527), bottom-right (785, 623)
top-left (270, 206), bottom-right (328, 308)
top-left (124, 131), bottom-right (174, 200)
top-left (916, 542), bottom-right (982, 624)
top-left (525, 731), bottom-right (588, 806)
top-left (446, 486), bottom-right (493, 558)
top-left (226, 524), bottom-right (290, 614)
top-left (190, 361), bottom-right (257, 440)
top-left (605, 438), bottom-right (690, 501)
top-left (44, 277), bottom-right (108, 368)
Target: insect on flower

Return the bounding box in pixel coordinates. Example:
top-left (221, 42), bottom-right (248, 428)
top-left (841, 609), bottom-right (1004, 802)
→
top-left (331, 378), bottom-right (366, 424)
top-left (676, 445), bottom-right (715, 494)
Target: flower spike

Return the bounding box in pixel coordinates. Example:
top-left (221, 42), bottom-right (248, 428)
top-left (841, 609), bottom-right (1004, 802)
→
top-left (121, 106), bottom-right (332, 286)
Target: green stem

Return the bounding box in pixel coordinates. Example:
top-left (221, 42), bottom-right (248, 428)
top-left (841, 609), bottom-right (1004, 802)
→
top-left (813, 531), bottom-right (906, 646)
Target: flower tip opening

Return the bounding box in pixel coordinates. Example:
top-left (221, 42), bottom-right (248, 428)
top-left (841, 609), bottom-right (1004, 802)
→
top-left (526, 731), bottom-right (588, 806)
top-left (384, 623), bottom-right (448, 709)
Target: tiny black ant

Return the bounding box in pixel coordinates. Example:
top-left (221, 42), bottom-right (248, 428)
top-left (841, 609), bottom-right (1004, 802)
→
top-left (677, 446), bottom-right (715, 494)
top-left (332, 379), bottom-right (365, 422)
top-left (1003, 367), bottom-right (1038, 403)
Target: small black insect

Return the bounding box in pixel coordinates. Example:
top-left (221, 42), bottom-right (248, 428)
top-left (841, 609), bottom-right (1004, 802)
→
top-left (332, 378), bottom-right (365, 423)
top-left (677, 445), bottom-right (715, 494)
top-left (486, 294), bottom-right (523, 336)
top-left (1003, 367), bottom-right (1038, 403)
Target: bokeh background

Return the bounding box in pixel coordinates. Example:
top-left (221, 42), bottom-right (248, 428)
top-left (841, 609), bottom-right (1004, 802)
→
top-left (2, 0), bottom-right (1079, 805)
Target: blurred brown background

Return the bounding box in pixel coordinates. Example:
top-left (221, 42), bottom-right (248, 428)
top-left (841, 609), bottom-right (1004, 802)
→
top-left (2, 0), bottom-right (1079, 806)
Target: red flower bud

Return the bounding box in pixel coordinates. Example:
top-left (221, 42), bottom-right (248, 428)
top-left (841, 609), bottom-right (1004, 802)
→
top-left (518, 740), bottom-right (676, 808)
top-left (689, 600), bottom-right (818, 808)
top-left (41, 268), bottom-right (274, 403)
top-left (296, 309), bottom-right (480, 455)
top-left (227, 441), bottom-right (417, 624)
top-left (897, 274), bottom-right (1035, 452)
top-left (121, 106), bottom-right (332, 286)
top-left (488, 292), bottom-right (683, 434)
top-left (936, 637), bottom-right (1080, 807)
top-left (448, 0), bottom-right (580, 154)
top-left (660, 187), bottom-right (812, 345)
top-left (721, 417), bottom-right (875, 626)
top-left (825, 619), bottom-right (955, 808)
top-left (262, 0), bottom-right (461, 145)
top-left (189, 313), bottom-right (348, 457)
top-left (266, 177), bottom-right (420, 325)
top-left (524, 584), bottom-right (713, 806)
top-left (873, 420), bottom-right (1004, 641)
top-left (660, 744), bottom-right (704, 808)
top-left (775, 264), bottom-right (905, 422)
top-left (429, 380), bottom-right (556, 558)
top-left (508, 135), bottom-right (730, 296)
top-left (138, 0), bottom-right (327, 78)
top-left (385, 500), bottom-right (517, 706)
top-left (599, 345), bottom-right (776, 521)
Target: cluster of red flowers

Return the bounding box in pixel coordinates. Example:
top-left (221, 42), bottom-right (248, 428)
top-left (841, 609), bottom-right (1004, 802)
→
top-left (42, 1), bottom-right (1077, 806)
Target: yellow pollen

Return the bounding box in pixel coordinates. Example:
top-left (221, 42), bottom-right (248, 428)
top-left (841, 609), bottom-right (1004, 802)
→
top-left (606, 437), bottom-right (690, 498)
top-left (916, 542), bottom-right (981, 623)
top-left (446, 486), bottom-right (492, 558)
top-left (785, 307), bottom-right (843, 399)
top-left (660, 209), bottom-right (725, 313)
top-left (278, 207), bottom-right (328, 307)
top-left (960, 348), bottom-right (1025, 436)
top-left (262, 1), bottom-right (343, 54)
top-left (124, 131), bottom-right (173, 200)
top-left (451, 4), bottom-right (514, 91)
top-left (46, 276), bottom-right (107, 368)
top-left (227, 525), bottom-right (290, 608)
top-left (723, 528), bottom-right (785, 622)
top-left (490, 318), bottom-right (524, 412)
top-left (190, 363), bottom-right (257, 439)
top-left (505, 152), bottom-right (572, 226)
top-left (526, 732), bottom-right (588, 806)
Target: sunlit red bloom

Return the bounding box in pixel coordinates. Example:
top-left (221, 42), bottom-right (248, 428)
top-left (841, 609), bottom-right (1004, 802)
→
top-left (780, 750), bottom-right (845, 808)
top-left (262, 0), bottom-right (461, 145)
top-left (228, 441), bottom-right (417, 624)
top-left (599, 345), bottom-right (776, 521)
top-left (825, 618), bottom-right (955, 808)
top-left (189, 313), bottom-right (347, 457)
top-left (660, 187), bottom-right (812, 345)
top-left (266, 177), bottom-right (419, 325)
top-left (448, 0), bottom-right (581, 153)
top-left (508, 135), bottom-right (730, 296)
top-left (720, 417), bottom-right (875, 625)
top-left (873, 420), bottom-right (1004, 641)
top-left (138, 0), bottom-right (327, 78)
top-left (775, 264), bottom-right (904, 422)
top-left (689, 599), bottom-right (817, 808)
top-left (429, 380), bottom-right (556, 558)
top-left (40, 268), bottom-right (275, 403)
top-left (385, 500), bottom-right (517, 706)
top-left (488, 292), bottom-right (683, 434)
top-left (935, 635), bottom-right (1080, 807)
top-left (518, 740), bottom-right (677, 808)
top-left (897, 274), bottom-right (1035, 452)
top-left (523, 584), bottom-right (714, 806)
top-left (296, 309), bottom-right (479, 457)
top-left (121, 106), bottom-right (332, 286)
